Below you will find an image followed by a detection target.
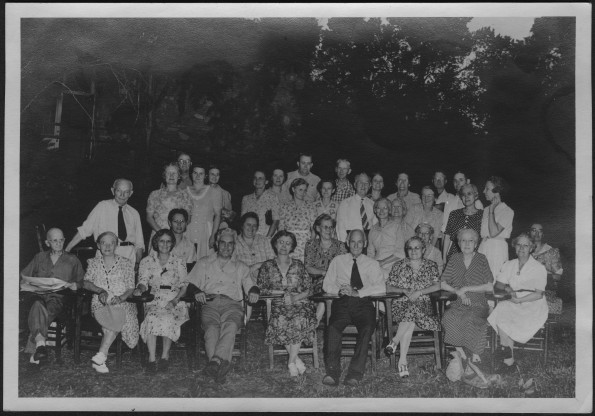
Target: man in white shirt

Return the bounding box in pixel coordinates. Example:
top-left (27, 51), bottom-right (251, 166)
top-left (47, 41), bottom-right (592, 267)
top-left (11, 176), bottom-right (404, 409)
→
top-left (65, 178), bottom-right (144, 267)
top-left (322, 229), bottom-right (386, 386)
top-left (336, 173), bottom-right (377, 242)
top-left (281, 153), bottom-right (321, 203)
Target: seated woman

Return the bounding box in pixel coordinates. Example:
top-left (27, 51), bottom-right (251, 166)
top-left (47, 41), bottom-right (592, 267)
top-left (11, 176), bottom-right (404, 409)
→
top-left (384, 236), bottom-right (441, 378)
top-left (368, 198), bottom-right (413, 271)
top-left (390, 195), bottom-right (416, 241)
top-left (441, 228), bottom-right (494, 364)
top-left (82, 231), bottom-right (139, 373)
top-left (488, 233), bottom-right (548, 372)
top-left (257, 230), bottom-right (317, 377)
top-left (304, 214), bottom-right (347, 323)
top-left (415, 223), bottom-right (443, 272)
top-left (134, 229), bottom-right (189, 373)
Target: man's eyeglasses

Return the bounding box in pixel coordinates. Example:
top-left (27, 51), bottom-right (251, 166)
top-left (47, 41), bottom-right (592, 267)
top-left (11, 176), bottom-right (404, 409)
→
top-left (48, 239), bottom-right (65, 243)
top-left (171, 220), bottom-right (187, 224)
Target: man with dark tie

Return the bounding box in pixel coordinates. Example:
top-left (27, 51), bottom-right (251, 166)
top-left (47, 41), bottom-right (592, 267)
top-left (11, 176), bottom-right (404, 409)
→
top-left (65, 178), bottom-right (144, 268)
top-left (321, 229), bottom-right (386, 387)
top-left (335, 173), bottom-right (377, 243)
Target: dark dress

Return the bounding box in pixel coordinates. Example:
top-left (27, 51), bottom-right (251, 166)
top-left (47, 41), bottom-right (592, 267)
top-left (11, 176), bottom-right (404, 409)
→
top-left (257, 259), bottom-right (317, 345)
top-left (444, 208), bottom-right (483, 261)
top-left (304, 238), bottom-right (347, 293)
top-left (387, 258), bottom-right (441, 330)
top-left (441, 252), bottom-right (493, 355)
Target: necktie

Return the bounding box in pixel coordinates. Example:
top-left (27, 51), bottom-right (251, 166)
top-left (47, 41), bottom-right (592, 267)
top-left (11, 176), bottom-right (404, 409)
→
top-left (351, 258), bottom-right (364, 290)
top-left (118, 206), bottom-right (127, 241)
top-left (360, 199), bottom-right (370, 230)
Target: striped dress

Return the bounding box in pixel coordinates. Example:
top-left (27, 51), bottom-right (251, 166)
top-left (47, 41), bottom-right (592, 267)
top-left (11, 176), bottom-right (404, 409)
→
top-left (441, 252), bottom-right (493, 355)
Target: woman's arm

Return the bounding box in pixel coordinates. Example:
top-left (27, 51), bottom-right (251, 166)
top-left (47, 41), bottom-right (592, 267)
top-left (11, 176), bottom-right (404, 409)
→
top-left (442, 235), bottom-right (451, 264)
top-left (146, 210), bottom-right (161, 233)
top-left (460, 282), bottom-right (494, 294)
top-left (493, 281), bottom-right (513, 294)
top-left (306, 265), bottom-right (327, 275)
top-left (509, 289), bottom-right (544, 304)
top-left (209, 211), bottom-right (221, 249)
top-left (378, 254), bottom-right (401, 267)
top-left (385, 284), bottom-right (407, 294)
top-left (486, 197), bottom-right (505, 238)
top-left (408, 281), bottom-right (441, 301)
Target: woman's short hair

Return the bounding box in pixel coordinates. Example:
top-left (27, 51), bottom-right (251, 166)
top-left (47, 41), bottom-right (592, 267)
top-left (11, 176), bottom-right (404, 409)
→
top-left (313, 213), bottom-right (336, 238)
top-left (289, 178), bottom-right (308, 197)
top-left (151, 229), bottom-right (176, 252)
top-left (415, 222), bottom-right (435, 237)
top-left (420, 185), bottom-right (435, 196)
top-left (458, 183), bottom-right (479, 199)
top-left (162, 162), bottom-right (182, 186)
top-left (96, 231), bottom-right (118, 246)
top-left (191, 165), bottom-right (207, 185)
top-left (168, 208), bottom-right (189, 224)
top-left (240, 211), bottom-right (260, 229)
top-left (270, 230), bottom-right (298, 255)
top-left (511, 233), bottom-right (535, 250)
top-left (404, 236), bottom-right (426, 257)
top-left (487, 176), bottom-right (510, 201)
top-left (391, 195), bottom-right (408, 216)
top-left (456, 228), bottom-right (479, 245)
top-left (316, 179), bottom-right (336, 195)
top-left (373, 197), bottom-right (393, 213)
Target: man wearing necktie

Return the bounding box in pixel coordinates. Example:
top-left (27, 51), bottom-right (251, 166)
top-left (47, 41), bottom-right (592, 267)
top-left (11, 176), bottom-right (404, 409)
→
top-left (321, 229), bottom-right (387, 387)
top-left (335, 173), bottom-right (377, 243)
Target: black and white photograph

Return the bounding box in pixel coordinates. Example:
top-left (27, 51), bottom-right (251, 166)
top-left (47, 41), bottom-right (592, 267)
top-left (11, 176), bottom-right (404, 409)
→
top-left (4, 3), bottom-right (592, 412)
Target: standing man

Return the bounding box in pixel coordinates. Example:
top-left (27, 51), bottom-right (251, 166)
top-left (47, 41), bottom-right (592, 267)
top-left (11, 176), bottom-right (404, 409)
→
top-left (432, 171), bottom-right (452, 213)
top-left (281, 153), bottom-right (321, 203)
top-left (65, 178), bottom-right (144, 268)
top-left (187, 228), bottom-right (260, 384)
top-left (208, 165), bottom-right (234, 229)
top-left (177, 152), bottom-right (193, 190)
top-left (441, 170), bottom-right (484, 235)
top-left (322, 229), bottom-right (386, 386)
top-left (241, 170), bottom-right (280, 237)
top-left (331, 159), bottom-right (355, 204)
top-left (21, 228), bottom-right (85, 367)
top-left (336, 173), bottom-right (377, 243)
top-left (387, 172), bottom-right (421, 213)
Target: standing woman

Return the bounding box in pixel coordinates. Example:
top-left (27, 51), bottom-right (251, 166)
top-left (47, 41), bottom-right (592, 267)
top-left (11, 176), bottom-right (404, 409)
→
top-left (478, 176), bottom-right (514, 278)
top-left (278, 178), bottom-right (318, 262)
top-left (442, 184), bottom-right (483, 265)
top-left (314, 179), bottom-right (340, 221)
top-left (257, 231), bottom-right (317, 377)
top-left (82, 232), bottom-right (139, 373)
top-left (146, 163), bottom-right (193, 240)
top-left (367, 172), bottom-right (385, 202)
top-left (134, 229), bottom-right (189, 373)
top-left (407, 186), bottom-right (443, 247)
top-left (368, 198), bottom-right (412, 271)
top-left (186, 164), bottom-right (222, 260)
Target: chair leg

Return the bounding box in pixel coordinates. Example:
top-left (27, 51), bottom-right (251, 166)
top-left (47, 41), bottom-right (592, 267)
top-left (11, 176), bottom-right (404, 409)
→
top-left (116, 334), bottom-right (123, 369)
top-left (370, 328), bottom-right (377, 373)
top-left (312, 330), bottom-right (319, 369)
top-left (55, 321), bottom-right (63, 365)
top-left (544, 322), bottom-right (551, 366)
top-left (433, 331), bottom-right (441, 370)
top-left (269, 345), bottom-right (274, 370)
top-left (241, 327), bottom-right (247, 369)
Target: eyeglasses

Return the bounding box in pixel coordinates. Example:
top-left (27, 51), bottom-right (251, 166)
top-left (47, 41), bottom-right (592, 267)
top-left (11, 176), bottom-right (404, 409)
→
top-left (48, 239), bottom-right (65, 243)
top-left (320, 225), bottom-right (334, 230)
top-left (407, 246), bottom-right (423, 251)
top-left (178, 159), bottom-right (191, 164)
top-left (515, 244), bottom-right (532, 249)
top-left (171, 220), bottom-right (187, 224)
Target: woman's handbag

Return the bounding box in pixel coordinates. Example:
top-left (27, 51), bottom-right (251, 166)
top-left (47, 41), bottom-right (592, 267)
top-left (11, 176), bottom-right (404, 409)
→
top-left (94, 304), bottom-right (126, 332)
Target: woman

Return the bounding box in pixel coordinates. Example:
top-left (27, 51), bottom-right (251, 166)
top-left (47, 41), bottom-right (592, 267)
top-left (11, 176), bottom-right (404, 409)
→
top-left (530, 223), bottom-right (563, 289)
top-left (146, 163), bottom-right (193, 239)
top-left (304, 214), bottom-right (347, 323)
top-left (488, 233), bottom-right (548, 372)
top-left (313, 179), bottom-right (339, 221)
top-left (478, 176), bottom-right (514, 278)
top-left (367, 172), bottom-right (385, 202)
top-left (442, 184), bottom-right (483, 265)
top-left (167, 208), bottom-right (197, 266)
top-left (368, 198), bottom-right (413, 271)
top-left (384, 236), bottom-right (441, 377)
top-left (441, 228), bottom-right (494, 364)
top-left (82, 232), bottom-right (139, 373)
top-left (390, 196), bottom-right (416, 238)
top-left (407, 186), bottom-right (443, 246)
top-left (416, 223), bottom-right (443, 271)
top-left (234, 212), bottom-right (276, 279)
top-left (134, 229), bottom-right (189, 373)
top-left (278, 178), bottom-right (318, 262)
top-left (186, 164), bottom-right (222, 260)
top-left (257, 231), bottom-right (317, 377)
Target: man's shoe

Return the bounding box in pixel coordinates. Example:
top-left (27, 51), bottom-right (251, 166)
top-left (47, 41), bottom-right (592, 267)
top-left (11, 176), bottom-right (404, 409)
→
top-left (344, 376), bottom-right (360, 387)
top-left (322, 375), bottom-right (339, 386)
top-left (203, 360), bottom-right (220, 378)
top-left (215, 360), bottom-right (231, 384)
top-left (34, 345), bottom-right (48, 361)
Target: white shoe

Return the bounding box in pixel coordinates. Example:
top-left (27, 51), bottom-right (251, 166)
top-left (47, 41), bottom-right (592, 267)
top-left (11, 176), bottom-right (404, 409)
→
top-left (288, 363), bottom-right (299, 377)
top-left (295, 357), bottom-right (306, 375)
top-left (92, 362), bottom-right (109, 373)
top-left (91, 352), bottom-right (107, 366)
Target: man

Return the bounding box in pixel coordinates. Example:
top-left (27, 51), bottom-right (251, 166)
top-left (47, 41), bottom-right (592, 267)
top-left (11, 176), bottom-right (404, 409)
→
top-left (281, 153), bottom-right (321, 203)
top-left (177, 152), bottom-right (193, 190)
top-left (21, 228), bottom-right (85, 367)
top-left (387, 172), bottom-right (421, 213)
top-left (441, 170), bottom-right (484, 235)
top-left (322, 229), bottom-right (386, 386)
top-left (336, 173), bottom-right (377, 243)
top-left (432, 170), bottom-right (453, 213)
top-left (241, 170), bottom-right (280, 237)
top-left (331, 159), bottom-right (355, 204)
top-left (208, 166), bottom-right (234, 229)
top-left (65, 178), bottom-right (144, 267)
top-left (187, 228), bottom-right (260, 384)
top-left (269, 168), bottom-right (291, 205)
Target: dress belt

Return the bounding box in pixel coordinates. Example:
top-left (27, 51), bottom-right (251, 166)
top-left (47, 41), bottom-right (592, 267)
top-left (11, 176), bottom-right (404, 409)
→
top-left (159, 285), bottom-right (172, 289)
top-left (120, 241), bottom-right (135, 246)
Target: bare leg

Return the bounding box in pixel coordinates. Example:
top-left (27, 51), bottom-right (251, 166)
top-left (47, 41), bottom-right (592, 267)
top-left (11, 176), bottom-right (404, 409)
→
top-left (316, 302), bottom-right (325, 324)
top-left (146, 334), bottom-right (157, 362)
top-left (99, 328), bottom-right (118, 356)
top-left (498, 326), bottom-right (515, 365)
top-left (162, 337), bottom-right (173, 360)
top-left (398, 322), bottom-right (415, 366)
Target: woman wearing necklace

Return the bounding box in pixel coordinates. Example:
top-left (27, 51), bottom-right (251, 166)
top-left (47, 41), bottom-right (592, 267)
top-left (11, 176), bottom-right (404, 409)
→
top-left (384, 236), bottom-right (441, 378)
top-left (488, 233), bottom-right (548, 373)
top-left (257, 230), bottom-right (317, 377)
top-left (135, 229), bottom-right (189, 373)
top-left (186, 164), bottom-right (222, 260)
top-left (304, 214), bottom-right (347, 323)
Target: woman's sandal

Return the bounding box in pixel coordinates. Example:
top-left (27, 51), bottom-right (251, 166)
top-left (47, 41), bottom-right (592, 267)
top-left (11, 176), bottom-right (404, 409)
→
top-left (398, 363), bottom-right (409, 378)
top-left (384, 342), bottom-right (397, 356)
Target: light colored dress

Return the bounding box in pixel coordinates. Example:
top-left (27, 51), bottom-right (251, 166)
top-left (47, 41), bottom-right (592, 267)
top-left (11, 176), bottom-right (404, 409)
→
top-left (146, 188), bottom-right (193, 235)
top-left (367, 219), bottom-right (415, 271)
top-left (138, 252), bottom-right (189, 342)
top-left (488, 256), bottom-right (548, 343)
top-left (84, 254), bottom-right (139, 349)
top-left (478, 202), bottom-right (514, 278)
top-left (407, 204), bottom-right (444, 239)
top-left (186, 186), bottom-right (222, 260)
top-left (278, 200), bottom-right (318, 262)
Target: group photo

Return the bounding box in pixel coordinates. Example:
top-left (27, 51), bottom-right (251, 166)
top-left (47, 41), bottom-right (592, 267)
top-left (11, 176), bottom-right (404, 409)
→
top-left (5, 3), bottom-right (591, 413)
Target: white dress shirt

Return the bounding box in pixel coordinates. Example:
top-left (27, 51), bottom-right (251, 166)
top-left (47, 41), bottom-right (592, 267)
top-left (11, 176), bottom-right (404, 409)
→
top-left (323, 253), bottom-right (387, 297)
top-left (335, 194), bottom-right (377, 242)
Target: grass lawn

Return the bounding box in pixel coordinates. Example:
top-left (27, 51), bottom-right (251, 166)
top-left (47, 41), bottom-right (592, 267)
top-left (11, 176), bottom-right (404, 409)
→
top-left (18, 303), bottom-right (575, 399)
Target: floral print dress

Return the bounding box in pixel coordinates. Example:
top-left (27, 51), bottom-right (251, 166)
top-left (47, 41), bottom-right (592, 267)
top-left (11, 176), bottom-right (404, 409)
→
top-left (387, 258), bottom-right (441, 330)
top-left (138, 252), bottom-right (189, 342)
top-left (257, 259), bottom-right (317, 345)
top-left (147, 188), bottom-right (193, 237)
top-left (84, 253), bottom-right (139, 348)
top-left (304, 238), bottom-right (347, 293)
top-left (279, 200), bottom-right (318, 262)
